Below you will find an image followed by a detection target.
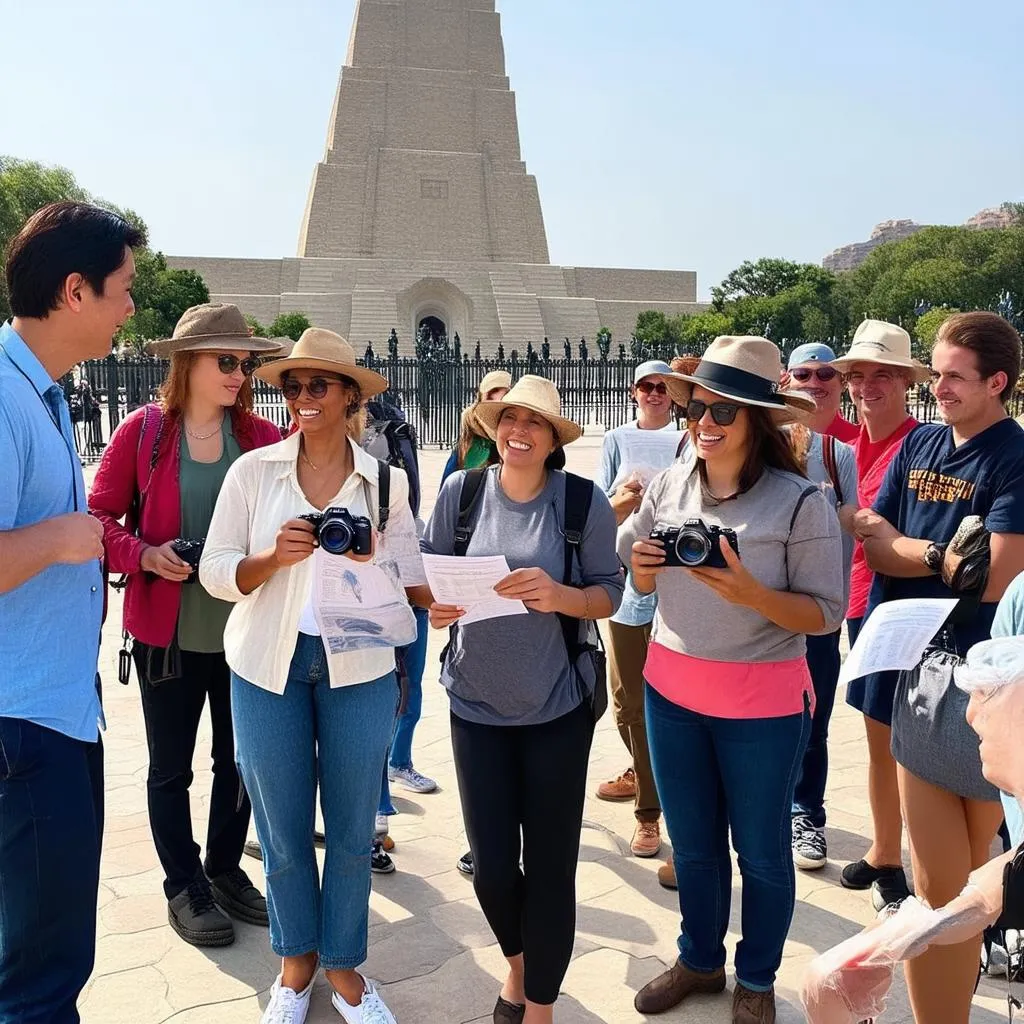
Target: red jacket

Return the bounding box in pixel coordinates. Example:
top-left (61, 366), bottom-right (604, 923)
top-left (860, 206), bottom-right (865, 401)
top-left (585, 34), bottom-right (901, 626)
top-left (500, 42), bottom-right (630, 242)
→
top-left (89, 404), bottom-right (283, 646)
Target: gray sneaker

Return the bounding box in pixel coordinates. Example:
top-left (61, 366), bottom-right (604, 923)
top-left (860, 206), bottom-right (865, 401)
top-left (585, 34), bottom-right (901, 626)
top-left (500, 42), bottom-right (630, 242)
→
top-left (168, 879), bottom-right (234, 947)
top-left (792, 815), bottom-right (827, 870)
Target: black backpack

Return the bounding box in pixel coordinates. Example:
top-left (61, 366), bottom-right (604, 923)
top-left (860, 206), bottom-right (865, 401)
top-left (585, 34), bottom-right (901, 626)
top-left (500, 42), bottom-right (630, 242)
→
top-left (363, 396), bottom-right (420, 519)
top-left (448, 467), bottom-right (608, 721)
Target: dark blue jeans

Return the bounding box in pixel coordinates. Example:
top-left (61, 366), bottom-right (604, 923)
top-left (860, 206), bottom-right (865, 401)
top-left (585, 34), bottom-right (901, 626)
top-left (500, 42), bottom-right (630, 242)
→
top-left (646, 685), bottom-right (810, 992)
top-left (791, 630), bottom-right (842, 828)
top-left (0, 717), bottom-right (104, 1024)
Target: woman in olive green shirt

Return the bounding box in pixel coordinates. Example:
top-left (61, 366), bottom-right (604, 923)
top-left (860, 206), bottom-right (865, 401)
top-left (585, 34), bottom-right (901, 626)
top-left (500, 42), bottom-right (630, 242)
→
top-left (441, 370), bottom-right (511, 483)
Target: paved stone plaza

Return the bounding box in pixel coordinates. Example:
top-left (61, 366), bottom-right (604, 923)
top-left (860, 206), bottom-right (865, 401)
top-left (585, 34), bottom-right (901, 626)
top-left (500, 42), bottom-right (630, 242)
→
top-left (82, 436), bottom-right (1012, 1023)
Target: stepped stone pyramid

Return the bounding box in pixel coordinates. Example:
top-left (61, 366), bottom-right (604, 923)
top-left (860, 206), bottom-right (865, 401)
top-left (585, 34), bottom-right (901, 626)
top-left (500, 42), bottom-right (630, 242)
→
top-left (169, 0), bottom-right (701, 353)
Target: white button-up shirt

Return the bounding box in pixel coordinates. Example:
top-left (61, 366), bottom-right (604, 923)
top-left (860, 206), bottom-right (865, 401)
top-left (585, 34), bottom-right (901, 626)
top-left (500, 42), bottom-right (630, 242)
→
top-left (200, 432), bottom-right (421, 693)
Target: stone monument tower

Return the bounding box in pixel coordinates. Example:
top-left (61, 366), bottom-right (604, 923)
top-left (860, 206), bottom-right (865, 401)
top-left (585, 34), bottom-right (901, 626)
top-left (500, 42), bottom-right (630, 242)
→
top-left (298, 0), bottom-right (549, 266)
top-left (169, 0), bottom-right (702, 351)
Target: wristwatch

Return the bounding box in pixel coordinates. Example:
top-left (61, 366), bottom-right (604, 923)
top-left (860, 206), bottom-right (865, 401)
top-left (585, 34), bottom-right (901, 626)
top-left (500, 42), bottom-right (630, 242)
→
top-left (923, 542), bottom-right (947, 575)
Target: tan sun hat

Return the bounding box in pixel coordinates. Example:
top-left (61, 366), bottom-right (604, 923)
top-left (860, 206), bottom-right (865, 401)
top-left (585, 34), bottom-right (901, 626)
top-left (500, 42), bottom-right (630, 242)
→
top-left (477, 369), bottom-right (512, 400)
top-left (144, 303), bottom-right (282, 358)
top-left (830, 319), bottom-right (932, 382)
top-left (260, 337), bottom-right (296, 362)
top-left (663, 336), bottom-right (817, 425)
top-left (475, 374), bottom-right (583, 445)
top-left (254, 327), bottom-right (389, 397)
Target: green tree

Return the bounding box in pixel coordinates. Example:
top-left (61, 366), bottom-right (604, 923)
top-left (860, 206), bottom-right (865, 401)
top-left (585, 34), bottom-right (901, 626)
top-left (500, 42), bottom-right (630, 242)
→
top-left (915, 307), bottom-right (960, 351)
top-left (677, 311), bottom-right (732, 350)
top-left (117, 250), bottom-right (209, 351)
top-left (0, 155), bottom-right (209, 343)
top-left (269, 312), bottom-right (311, 341)
top-left (711, 258), bottom-right (812, 308)
top-left (244, 314), bottom-right (269, 339)
top-left (634, 310), bottom-right (671, 346)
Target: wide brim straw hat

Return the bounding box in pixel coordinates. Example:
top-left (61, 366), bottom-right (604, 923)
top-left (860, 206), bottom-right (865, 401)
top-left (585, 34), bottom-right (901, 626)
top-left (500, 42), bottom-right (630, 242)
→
top-left (144, 303), bottom-right (282, 358)
top-left (477, 369), bottom-right (512, 400)
top-left (260, 337), bottom-right (296, 362)
top-left (475, 374), bottom-right (583, 445)
top-left (663, 336), bottom-right (817, 426)
top-left (830, 319), bottom-right (932, 383)
top-left (254, 327), bottom-right (389, 397)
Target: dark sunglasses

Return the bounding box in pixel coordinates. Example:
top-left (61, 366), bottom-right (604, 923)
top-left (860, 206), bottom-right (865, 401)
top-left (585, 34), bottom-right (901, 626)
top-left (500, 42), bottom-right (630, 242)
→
top-left (790, 366), bottom-right (839, 383)
top-left (281, 376), bottom-right (349, 401)
top-left (634, 380), bottom-right (668, 396)
top-left (216, 354), bottom-right (260, 377)
top-left (686, 399), bottom-right (741, 426)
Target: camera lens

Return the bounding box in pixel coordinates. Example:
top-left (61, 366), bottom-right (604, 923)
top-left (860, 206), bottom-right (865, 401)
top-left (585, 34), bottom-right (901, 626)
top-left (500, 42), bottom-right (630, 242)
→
top-left (319, 519), bottom-right (354, 555)
top-left (676, 529), bottom-right (711, 567)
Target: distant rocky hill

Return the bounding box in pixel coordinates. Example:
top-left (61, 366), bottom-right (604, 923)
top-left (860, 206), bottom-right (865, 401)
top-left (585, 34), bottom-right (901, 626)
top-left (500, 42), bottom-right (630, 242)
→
top-left (823, 206), bottom-right (1017, 271)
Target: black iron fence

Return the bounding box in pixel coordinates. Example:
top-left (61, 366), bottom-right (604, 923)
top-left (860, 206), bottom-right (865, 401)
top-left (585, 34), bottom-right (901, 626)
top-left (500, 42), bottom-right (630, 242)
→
top-left (66, 347), bottom-right (1024, 464)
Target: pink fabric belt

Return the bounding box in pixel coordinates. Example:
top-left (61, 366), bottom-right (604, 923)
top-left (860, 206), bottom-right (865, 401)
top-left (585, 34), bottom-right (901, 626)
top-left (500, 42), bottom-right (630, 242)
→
top-left (644, 641), bottom-right (814, 719)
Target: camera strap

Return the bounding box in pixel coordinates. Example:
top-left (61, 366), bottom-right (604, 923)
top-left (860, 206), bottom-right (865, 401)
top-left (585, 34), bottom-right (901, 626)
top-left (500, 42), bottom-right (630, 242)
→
top-left (784, 485), bottom-right (820, 588)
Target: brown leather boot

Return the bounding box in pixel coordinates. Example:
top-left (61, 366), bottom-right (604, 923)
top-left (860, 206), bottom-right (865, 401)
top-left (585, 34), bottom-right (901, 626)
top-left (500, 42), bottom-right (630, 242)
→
top-left (633, 960), bottom-right (726, 1014)
top-left (732, 983), bottom-right (776, 1024)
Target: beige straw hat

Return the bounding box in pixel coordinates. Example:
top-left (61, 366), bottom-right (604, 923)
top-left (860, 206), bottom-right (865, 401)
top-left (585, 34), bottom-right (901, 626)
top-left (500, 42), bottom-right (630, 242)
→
top-left (144, 303), bottom-right (282, 358)
top-left (663, 336), bottom-right (816, 425)
top-left (475, 375), bottom-right (583, 445)
top-left (260, 337), bottom-right (296, 362)
top-left (830, 319), bottom-right (932, 383)
top-left (254, 327), bottom-right (389, 397)
top-left (477, 370), bottom-right (512, 400)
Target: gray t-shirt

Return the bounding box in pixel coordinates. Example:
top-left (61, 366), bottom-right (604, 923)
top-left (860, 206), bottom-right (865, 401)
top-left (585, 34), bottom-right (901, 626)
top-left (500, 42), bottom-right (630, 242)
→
top-left (618, 462), bottom-right (845, 663)
top-left (422, 466), bottom-right (624, 726)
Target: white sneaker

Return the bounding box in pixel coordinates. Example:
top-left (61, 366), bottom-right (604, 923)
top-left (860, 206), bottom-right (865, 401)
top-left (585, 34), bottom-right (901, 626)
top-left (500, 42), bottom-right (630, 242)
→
top-left (387, 765), bottom-right (437, 794)
top-left (374, 813), bottom-right (389, 837)
top-left (262, 972), bottom-right (316, 1024)
top-left (331, 977), bottom-right (397, 1024)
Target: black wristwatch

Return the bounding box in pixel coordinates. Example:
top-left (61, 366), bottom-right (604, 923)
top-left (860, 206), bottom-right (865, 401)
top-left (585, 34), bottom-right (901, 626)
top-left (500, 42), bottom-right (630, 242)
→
top-left (923, 542), bottom-right (947, 575)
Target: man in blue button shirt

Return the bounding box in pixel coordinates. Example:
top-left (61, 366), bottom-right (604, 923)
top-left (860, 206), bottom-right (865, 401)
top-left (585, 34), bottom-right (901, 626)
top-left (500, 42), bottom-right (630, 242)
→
top-left (0, 201), bottom-right (143, 1023)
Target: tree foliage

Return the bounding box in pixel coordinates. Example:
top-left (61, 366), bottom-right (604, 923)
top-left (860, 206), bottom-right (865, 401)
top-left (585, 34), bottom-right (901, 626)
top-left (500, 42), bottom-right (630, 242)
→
top-left (269, 312), bottom-right (311, 341)
top-left (0, 155), bottom-right (207, 342)
top-left (244, 315), bottom-right (269, 339)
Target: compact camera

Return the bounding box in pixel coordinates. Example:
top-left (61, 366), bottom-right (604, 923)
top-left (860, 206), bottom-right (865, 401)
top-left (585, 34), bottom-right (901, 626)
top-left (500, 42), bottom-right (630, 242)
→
top-left (298, 507), bottom-right (373, 556)
top-left (170, 538), bottom-right (205, 583)
top-left (650, 519), bottom-right (739, 569)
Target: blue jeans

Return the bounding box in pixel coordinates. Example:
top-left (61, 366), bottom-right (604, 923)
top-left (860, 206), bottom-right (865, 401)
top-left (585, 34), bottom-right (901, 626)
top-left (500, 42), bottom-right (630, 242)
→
top-left (378, 606), bottom-right (429, 815)
top-left (792, 630), bottom-right (841, 828)
top-left (232, 635), bottom-right (398, 968)
top-left (0, 717), bottom-right (104, 1023)
top-left (646, 685), bottom-right (810, 991)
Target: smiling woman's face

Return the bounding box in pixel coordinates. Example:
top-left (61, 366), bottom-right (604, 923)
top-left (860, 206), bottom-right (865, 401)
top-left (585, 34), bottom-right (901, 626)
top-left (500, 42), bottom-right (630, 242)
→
top-left (686, 385), bottom-right (750, 465)
top-left (282, 369), bottom-right (356, 437)
top-left (495, 405), bottom-right (556, 469)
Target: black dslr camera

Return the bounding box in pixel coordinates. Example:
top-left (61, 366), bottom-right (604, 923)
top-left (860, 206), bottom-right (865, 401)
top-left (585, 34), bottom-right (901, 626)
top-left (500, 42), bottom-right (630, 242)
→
top-left (170, 538), bottom-right (205, 583)
top-left (297, 507), bottom-right (373, 556)
top-left (650, 519), bottom-right (739, 569)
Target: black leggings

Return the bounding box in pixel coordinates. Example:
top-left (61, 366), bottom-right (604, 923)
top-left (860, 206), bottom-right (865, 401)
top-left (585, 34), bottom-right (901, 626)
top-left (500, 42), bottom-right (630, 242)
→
top-left (451, 703), bottom-right (594, 1005)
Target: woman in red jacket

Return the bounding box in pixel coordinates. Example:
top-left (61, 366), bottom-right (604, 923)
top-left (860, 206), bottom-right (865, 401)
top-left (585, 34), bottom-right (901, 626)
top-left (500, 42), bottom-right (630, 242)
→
top-left (89, 304), bottom-right (283, 948)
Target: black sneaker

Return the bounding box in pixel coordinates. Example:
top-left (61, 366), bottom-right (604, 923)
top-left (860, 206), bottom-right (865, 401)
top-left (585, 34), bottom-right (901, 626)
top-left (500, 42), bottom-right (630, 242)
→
top-left (243, 831), bottom-right (325, 861)
top-left (792, 815), bottom-right (827, 871)
top-left (209, 868), bottom-right (270, 926)
top-left (870, 869), bottom-right (913, 912)
top-left (840, 858), bottom-right (905, 891)
top-left (457, 851), bottom-right (474, 876)
top-left (371, 839), bottom-right (395, 875)
top-left (168, 879), bottom-right (235, 947)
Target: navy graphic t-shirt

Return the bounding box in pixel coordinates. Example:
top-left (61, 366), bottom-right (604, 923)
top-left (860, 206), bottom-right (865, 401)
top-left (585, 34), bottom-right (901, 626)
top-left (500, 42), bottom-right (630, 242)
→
top-left (868, 417), bottom-right (1024, 653)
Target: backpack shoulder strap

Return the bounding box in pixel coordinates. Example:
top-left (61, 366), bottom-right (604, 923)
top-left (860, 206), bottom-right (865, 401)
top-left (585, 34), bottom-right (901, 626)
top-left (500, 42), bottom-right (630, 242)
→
top-left (376, 460), bottom-right (391, 533)
top-left (561, 472), bottom-right (594, 584)
top-left (821, 434), bottom-right (844, 505)
top-left (675, 434), bottom-right (688, 460)
top-left (453, 468), bottom-right (488, 557)
top-left (789, 484), bottom-right (820, 536)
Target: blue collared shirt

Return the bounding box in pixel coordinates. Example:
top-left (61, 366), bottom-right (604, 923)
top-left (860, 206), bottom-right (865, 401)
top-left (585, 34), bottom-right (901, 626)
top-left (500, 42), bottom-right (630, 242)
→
top-left (0, 323), bottom-right (103, 741)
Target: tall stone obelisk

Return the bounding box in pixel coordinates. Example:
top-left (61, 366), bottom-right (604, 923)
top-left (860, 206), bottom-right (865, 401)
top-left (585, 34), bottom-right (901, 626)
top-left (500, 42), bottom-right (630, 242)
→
top-left (297, 0), bottom-right (550, 265)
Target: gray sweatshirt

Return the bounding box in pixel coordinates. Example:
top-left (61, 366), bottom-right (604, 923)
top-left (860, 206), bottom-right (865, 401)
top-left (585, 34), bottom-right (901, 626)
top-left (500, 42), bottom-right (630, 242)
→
top-left (422, 466), bottom-right (624, 726)
top-left (617, 461), bottom-right (844, 663)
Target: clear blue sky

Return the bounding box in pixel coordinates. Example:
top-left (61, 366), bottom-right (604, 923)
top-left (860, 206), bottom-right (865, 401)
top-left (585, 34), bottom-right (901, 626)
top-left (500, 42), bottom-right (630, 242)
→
top-left (2, 0), bottom-right (1021, 298)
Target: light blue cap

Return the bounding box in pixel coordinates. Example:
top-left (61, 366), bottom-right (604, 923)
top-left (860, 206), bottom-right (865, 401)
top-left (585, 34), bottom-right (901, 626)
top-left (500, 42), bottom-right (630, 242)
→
top-left (633, 359), bottom-right (673, 384)
top-left (787, 343), bottom-right (837, 370)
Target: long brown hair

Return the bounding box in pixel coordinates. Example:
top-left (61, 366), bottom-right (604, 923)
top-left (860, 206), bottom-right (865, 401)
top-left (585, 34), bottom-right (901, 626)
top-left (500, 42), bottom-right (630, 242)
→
top-left (693, 404), bottom-right (806, 494)
top-left (157, 351), bottom-right (254, 416)
top-left (456, 405), bottom-right (498, 468)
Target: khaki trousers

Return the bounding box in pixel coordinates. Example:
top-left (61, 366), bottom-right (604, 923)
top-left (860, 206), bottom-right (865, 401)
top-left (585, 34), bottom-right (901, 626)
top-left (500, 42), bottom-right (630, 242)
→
top-left (607, 619), bottom-right (660, 822)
